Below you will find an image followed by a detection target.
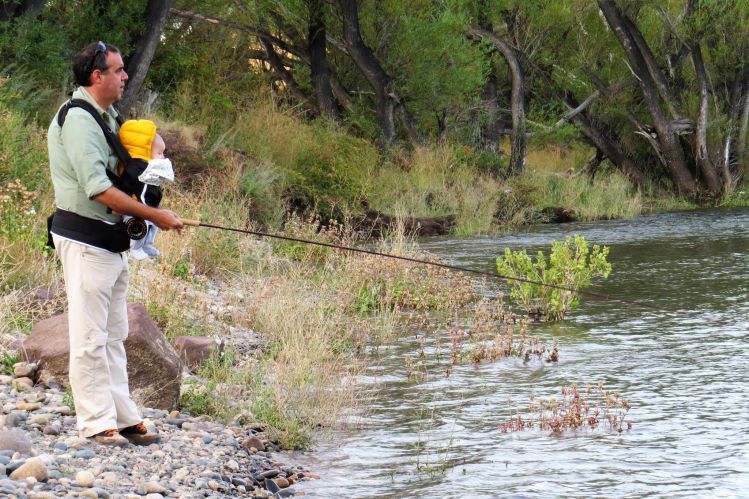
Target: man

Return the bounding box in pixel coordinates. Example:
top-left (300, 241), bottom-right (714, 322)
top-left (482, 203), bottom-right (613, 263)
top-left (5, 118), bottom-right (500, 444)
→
top-left (48, 41), bottom-right (183, 446)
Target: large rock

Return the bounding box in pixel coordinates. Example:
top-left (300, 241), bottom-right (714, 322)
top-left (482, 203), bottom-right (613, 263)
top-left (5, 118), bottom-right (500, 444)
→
top-left (21, 303), bottom-right (182, 410)
top-left (172, 336), bottom-right (223, 371)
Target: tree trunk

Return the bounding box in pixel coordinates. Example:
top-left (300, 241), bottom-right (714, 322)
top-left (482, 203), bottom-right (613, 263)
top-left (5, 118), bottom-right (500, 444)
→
top-left (690, 42), bottom-right (722, 193)
top-left (572, 110), bottom-right (647, 188)
top-left (338, 0), bottom-right (410, 144)
top-left (330, 76), bottom-right (353, 110)
top-left (470, 29), bottom-right (526, 176)
top-left (0, 0), bottom-right (44, 22)
top-left (624, 16), bottom-right (681, 120)
top-left (308, 0), bottom-right (338, 119)
top-left (597, 0), bottom-right (696, 196)
top-left (579, 148), bottom-right (605, 185)
top-left (119, 0), bottom-right (173, 117)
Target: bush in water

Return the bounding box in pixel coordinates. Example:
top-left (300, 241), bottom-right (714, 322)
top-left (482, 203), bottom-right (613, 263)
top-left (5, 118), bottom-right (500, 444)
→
top-left (496, 235), bottom-right (612, 321)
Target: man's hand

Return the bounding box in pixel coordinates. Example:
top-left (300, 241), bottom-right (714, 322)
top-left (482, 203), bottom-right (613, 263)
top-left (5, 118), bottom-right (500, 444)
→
top-left (150, 209), bottom-right (183, 233)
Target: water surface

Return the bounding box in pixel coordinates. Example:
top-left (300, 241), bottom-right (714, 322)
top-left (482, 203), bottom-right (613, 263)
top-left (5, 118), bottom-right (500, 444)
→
top-left (289, 208), bottom-right (749, 498)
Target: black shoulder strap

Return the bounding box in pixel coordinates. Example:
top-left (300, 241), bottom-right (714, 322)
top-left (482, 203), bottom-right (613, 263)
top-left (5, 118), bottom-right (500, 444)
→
top-left (57, 99), bottom-right (132, 167)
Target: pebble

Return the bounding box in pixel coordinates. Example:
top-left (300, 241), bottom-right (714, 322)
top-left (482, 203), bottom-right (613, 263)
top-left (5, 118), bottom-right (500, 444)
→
top-left (257, 469), bottom-right (280, 480)
top-left (242, 436), bottom-right (266, 452)
top-left (0, 429), bottom-right (33, 454)
top-left (48, 406), bottom-right (71, 415)
top-left (29, 414), bottom-right (54, 425)
top-left (16, 401), bottom-right (42, 411)
top-left (9, 456), bottom-right (48, 481)
top-left (144, 481), bottom-right (167, 494)
top-left (4, 413), bottom-right (23, 427)
top-left (75, 449), bottom-right (97, 460)
top-left (76, 470), bottom-right (96, 487)
top-left (42, 423), bottom-right (61, 435)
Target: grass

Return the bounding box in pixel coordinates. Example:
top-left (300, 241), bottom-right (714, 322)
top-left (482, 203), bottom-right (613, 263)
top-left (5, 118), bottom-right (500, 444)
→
top-left (0, 70), bottom-right (738, 451)
top-left (367, 145), bottom-right (504, 235)
top-left (521, 166), bottom-right (643, 220)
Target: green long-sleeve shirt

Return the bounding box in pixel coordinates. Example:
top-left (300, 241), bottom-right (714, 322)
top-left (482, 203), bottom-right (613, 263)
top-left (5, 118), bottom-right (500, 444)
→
top-left (47, 87), bottom-right (121, 223)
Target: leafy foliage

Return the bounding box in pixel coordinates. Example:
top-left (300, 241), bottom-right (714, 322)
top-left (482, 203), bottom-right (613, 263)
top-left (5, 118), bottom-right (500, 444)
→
top-left (496, 235), bottom-right (612, 320)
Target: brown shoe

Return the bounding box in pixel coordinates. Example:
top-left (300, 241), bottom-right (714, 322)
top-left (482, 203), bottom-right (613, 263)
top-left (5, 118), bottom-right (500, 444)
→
top-left (91, 429), bottom-right (129, 446)
top-left (120, 422), bottom-right (160, 445)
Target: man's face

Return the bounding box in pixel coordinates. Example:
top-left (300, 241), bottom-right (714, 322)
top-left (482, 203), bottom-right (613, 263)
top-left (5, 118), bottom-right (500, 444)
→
top-left (95, 52), bottom-right (128, 105)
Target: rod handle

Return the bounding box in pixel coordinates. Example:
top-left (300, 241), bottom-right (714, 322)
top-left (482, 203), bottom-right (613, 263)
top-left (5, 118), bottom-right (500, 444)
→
top-left (181, 218), bottom-right (202, 227)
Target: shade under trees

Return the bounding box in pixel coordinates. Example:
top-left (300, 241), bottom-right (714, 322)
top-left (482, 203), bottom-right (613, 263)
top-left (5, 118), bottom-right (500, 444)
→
top-left (1, 0), bottom-right (747, 199)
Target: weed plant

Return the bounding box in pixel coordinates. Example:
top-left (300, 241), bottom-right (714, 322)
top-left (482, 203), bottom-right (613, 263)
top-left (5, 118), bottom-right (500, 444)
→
top-left (405, 297), bottom-right (559, 380)
top-left (498, 382), bottom-right (632, 433)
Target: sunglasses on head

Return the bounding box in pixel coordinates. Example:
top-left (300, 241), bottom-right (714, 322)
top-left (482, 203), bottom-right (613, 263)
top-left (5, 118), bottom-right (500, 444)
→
top-left (86, 41), bottom-right (107, 75)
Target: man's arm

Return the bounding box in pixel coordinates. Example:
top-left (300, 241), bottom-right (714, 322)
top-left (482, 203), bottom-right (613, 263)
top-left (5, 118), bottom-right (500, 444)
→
top-left (93, 187), bottom-right (183, 232)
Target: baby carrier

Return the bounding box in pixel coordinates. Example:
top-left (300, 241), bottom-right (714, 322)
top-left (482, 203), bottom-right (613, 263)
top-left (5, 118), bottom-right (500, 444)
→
top-left (48, 99), bottom-right (162, 251)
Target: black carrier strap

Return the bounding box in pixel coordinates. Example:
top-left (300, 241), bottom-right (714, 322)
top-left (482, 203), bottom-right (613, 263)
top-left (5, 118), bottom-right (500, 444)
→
top-left (56, 99), bottom-right (133, 187)
top-left (56, 99), bottom-right (160, 205)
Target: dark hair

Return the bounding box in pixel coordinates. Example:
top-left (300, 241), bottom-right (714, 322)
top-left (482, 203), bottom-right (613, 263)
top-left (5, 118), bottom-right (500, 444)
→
top-left (72, 41), bottom-right (121, 87)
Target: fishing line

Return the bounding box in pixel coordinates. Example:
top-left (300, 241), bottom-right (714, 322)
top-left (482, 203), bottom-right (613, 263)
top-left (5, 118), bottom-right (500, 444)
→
top-left (180, 219), bottom-right (709, 320)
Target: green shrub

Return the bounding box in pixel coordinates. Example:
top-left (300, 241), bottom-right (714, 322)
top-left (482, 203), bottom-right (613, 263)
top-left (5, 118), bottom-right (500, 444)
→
top-left (1, 351), bottom-right (19, 375)
top-left (496, 235), bottom-right (612, 320)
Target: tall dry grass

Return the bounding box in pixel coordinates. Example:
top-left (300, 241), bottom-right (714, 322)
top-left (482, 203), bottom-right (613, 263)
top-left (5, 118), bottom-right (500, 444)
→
top-left (368, 144), bottom-right (503, 235)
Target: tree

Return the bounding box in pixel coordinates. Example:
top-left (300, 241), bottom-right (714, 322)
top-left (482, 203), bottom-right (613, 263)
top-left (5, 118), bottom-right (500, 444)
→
top-left (337, 0), bottom-right (417, 144)
top-left (119, 0), bottom-right (174, 117)
top-left (308, 0), bottom-right (338, 118)
top-left (470, 27), bottom-right (526, 176)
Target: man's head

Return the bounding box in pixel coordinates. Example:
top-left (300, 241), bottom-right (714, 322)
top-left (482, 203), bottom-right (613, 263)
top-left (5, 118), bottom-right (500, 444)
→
top-left (72, 41), bottom-right (128, 108)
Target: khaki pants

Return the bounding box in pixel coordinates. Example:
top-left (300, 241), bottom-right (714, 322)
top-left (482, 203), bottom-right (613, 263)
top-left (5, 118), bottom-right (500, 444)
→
top-left (53, 236), bottom-right (141, 438)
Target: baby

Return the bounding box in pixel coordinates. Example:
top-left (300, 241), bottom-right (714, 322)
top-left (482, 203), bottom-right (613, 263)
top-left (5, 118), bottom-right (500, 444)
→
top-left (118, 119), bottom-right (175, 260)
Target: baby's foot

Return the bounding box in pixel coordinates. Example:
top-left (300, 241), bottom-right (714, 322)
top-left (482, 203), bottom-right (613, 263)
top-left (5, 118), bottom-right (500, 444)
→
top-left (143, 245), bottom-right (160, 257)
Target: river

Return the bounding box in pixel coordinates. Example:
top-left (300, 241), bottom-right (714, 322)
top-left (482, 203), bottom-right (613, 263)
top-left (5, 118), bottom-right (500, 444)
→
top-left (288, 208), bottom-right (749, 498)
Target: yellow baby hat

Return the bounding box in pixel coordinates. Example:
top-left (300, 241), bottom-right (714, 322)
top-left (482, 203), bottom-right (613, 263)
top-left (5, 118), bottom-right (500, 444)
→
top-left (119, 119), bottom-right (157, 161)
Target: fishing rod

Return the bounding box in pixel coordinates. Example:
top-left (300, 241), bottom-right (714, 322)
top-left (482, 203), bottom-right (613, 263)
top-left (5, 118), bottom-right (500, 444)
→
top-left (179, 218), bottom-right (695, 317)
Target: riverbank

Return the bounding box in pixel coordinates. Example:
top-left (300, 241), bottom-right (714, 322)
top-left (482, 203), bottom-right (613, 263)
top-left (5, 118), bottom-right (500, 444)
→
top-left (0, 360), bottom-right (317, 498)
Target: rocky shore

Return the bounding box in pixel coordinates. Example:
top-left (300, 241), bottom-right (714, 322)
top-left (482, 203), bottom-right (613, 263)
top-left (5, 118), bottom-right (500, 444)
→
top-left (0, 363), bottom-right (318, 498)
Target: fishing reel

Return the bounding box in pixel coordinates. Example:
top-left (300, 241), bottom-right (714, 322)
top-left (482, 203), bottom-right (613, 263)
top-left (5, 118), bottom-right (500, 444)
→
top-left (125, 217), bottom-right (148, 240)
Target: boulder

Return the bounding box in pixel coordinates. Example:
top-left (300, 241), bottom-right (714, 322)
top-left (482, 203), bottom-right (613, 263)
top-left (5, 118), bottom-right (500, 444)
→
top-left (172, 336), bottom-right (223, 371)
top-left (21, 303), bottom-right (182, 410)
